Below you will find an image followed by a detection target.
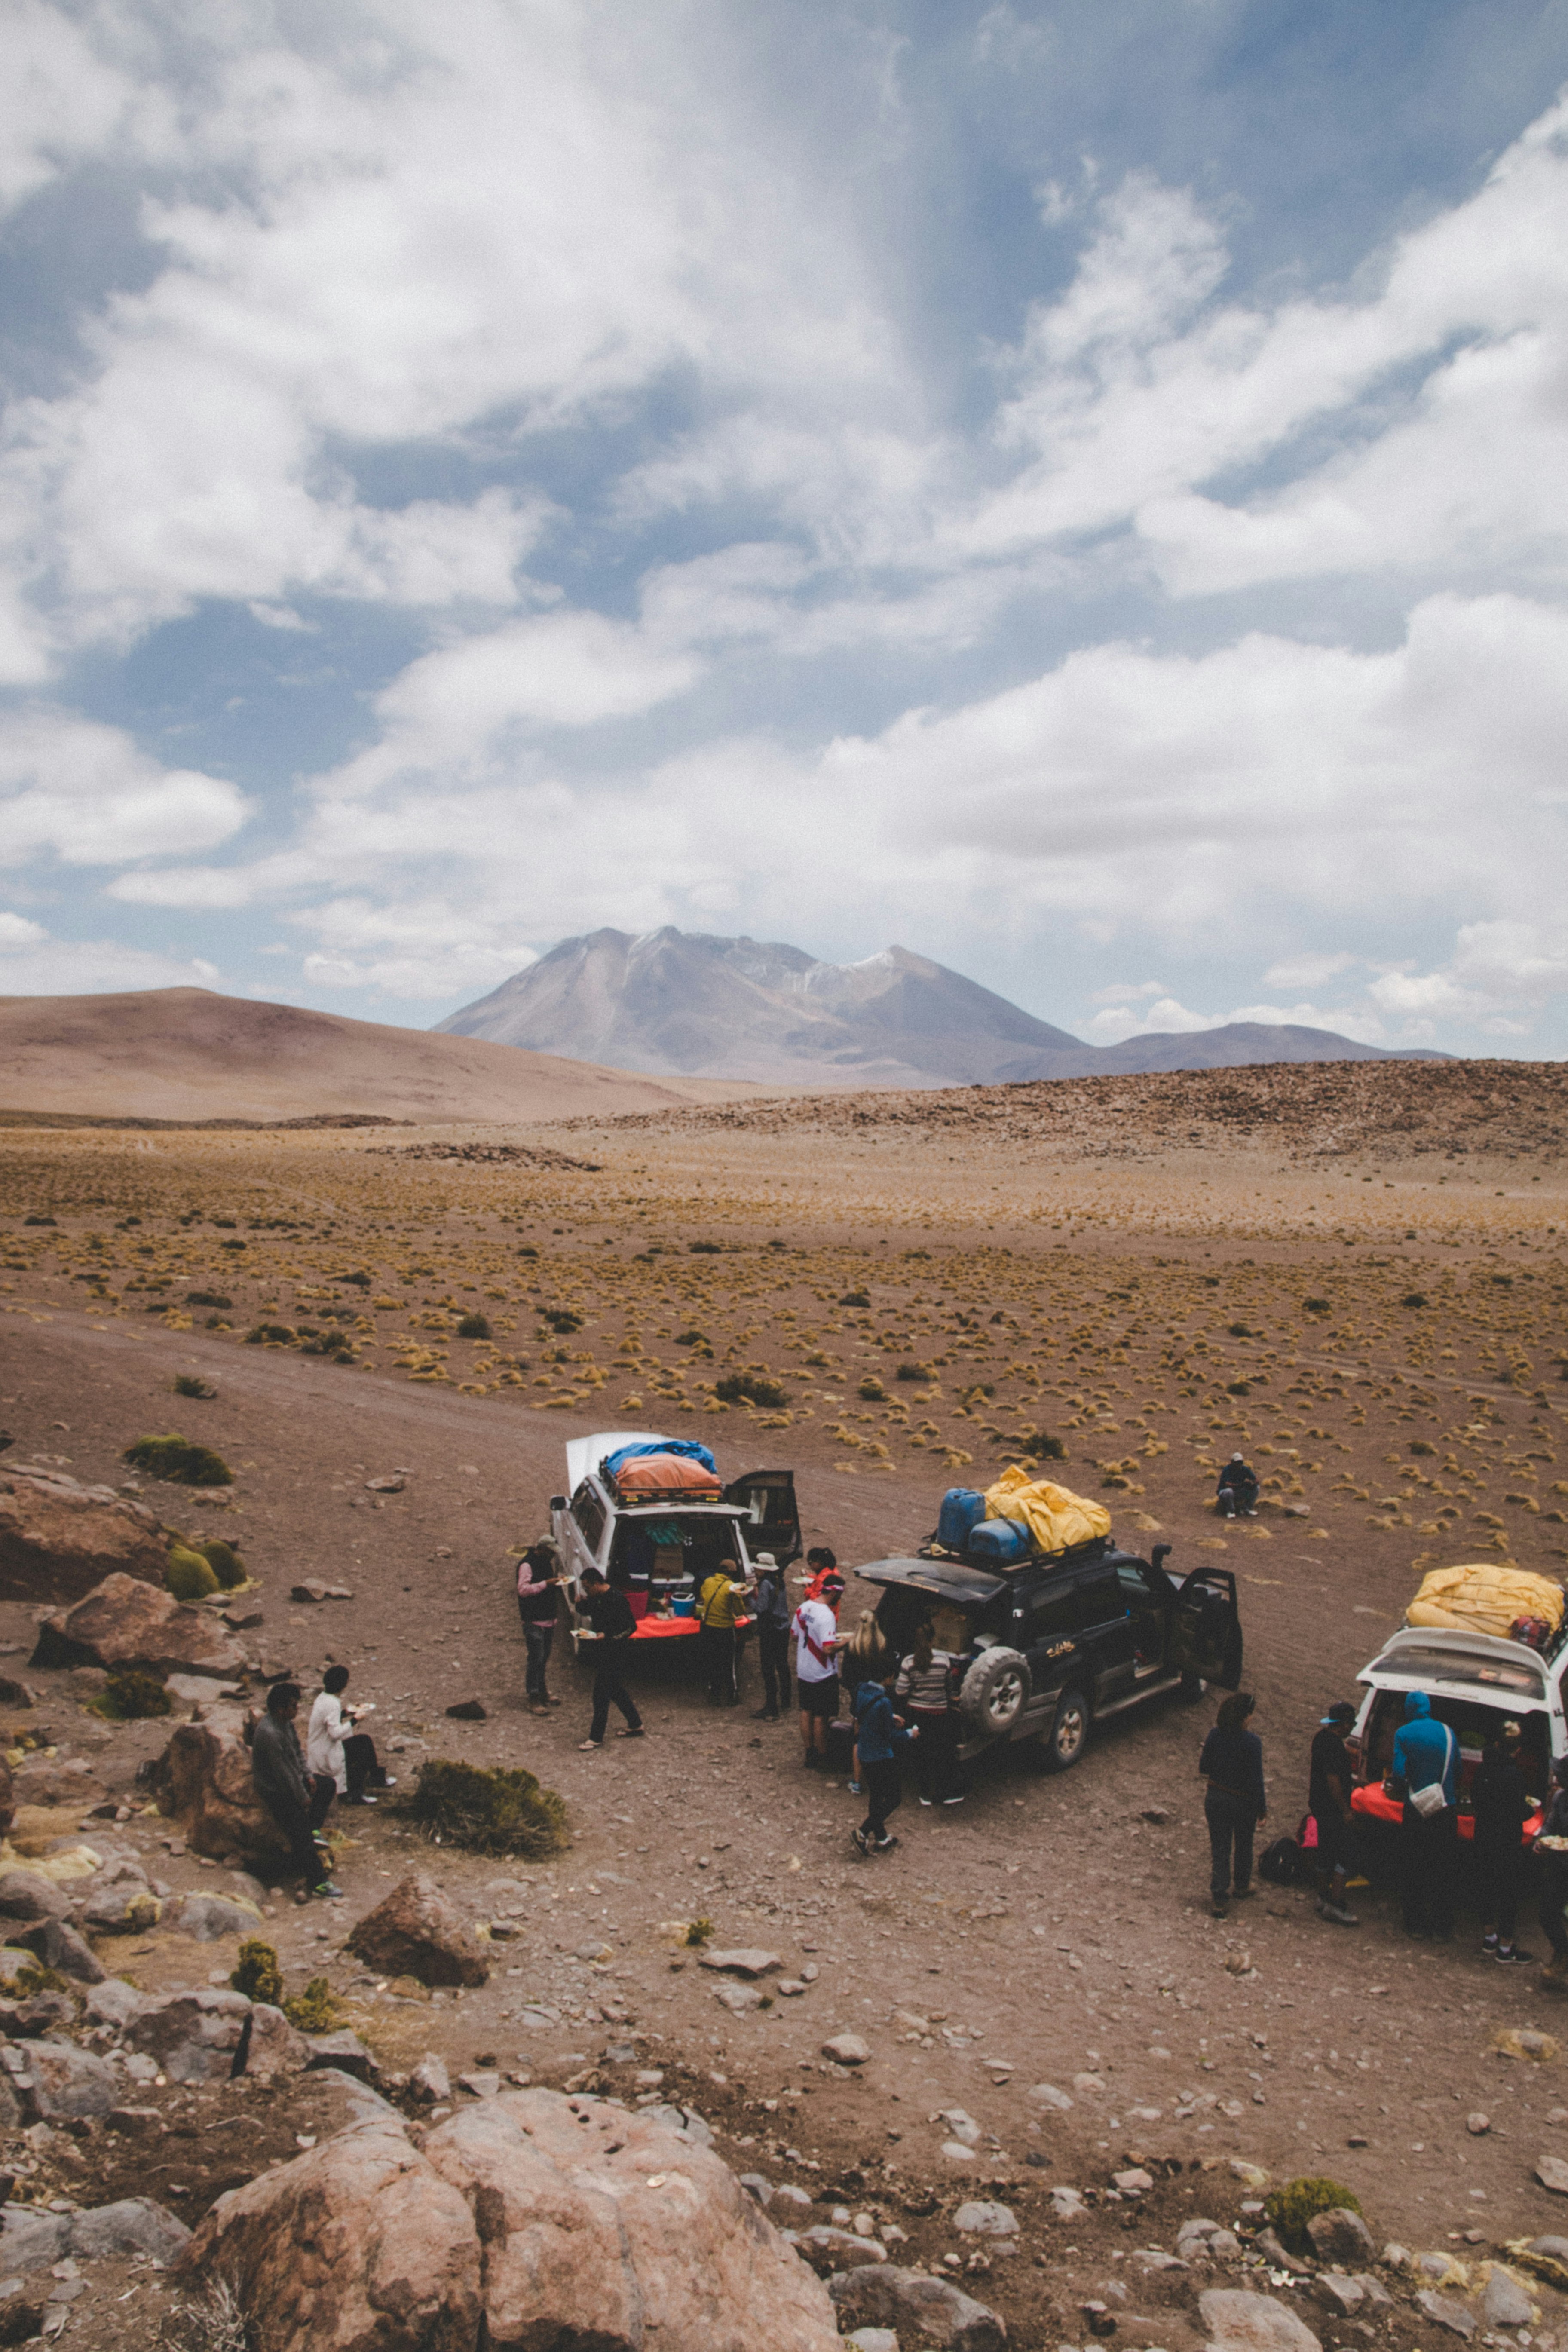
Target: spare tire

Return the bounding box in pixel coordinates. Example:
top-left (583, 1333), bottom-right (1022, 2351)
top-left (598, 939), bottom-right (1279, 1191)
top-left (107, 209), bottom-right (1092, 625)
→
top-left (959, 1646), bottom-right (1030, 1738)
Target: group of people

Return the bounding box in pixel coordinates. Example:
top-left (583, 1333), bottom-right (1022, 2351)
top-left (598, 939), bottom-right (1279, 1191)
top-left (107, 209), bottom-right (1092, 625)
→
top-left (1199, 1685), bottom-right (1568, 1970)
top-left (250, 1665), bottom-right (394, 1901)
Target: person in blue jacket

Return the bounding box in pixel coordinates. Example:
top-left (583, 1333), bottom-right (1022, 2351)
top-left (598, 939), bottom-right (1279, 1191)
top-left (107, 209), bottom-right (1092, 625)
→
top-left (1390, 1691), bottom-right (1458, 1939)
top-left (851, 1663), bottom-right (919, 1856)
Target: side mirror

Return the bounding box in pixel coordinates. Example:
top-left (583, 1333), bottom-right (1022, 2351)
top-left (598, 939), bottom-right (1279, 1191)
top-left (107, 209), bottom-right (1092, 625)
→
top-left (1152, 1543), bottom-right (1172, 1573)
top-left (550, 1495), bottom-right (567, 1513)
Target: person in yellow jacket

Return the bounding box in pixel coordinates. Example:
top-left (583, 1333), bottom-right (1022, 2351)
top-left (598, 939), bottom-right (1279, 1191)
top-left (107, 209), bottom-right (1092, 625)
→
top-left (698, 1555), bottom-right (749, 1707)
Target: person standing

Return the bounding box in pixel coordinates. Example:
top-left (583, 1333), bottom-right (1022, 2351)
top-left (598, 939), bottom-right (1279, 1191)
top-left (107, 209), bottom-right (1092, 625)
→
top-left (793, 1571), bottom-right (844, 1769)
top-left (897, 1620), bottom-right (964, 1805)
top-left (1473, 1721), bottom-right (1534, 1963)
top-left (1308, 1700), bottom-right (1360, 1926)
top-left (851, 1659), bottom-right (918, 1856)
top-left (253, 1681), bottom-right (341, 1901)
top-left (697, 1553), bottom-right (747, 1706)
top-left (1538, 1758), bottom-right (1568, 1988)
top-left (1390, 1691), bottom-right (1458, 1940)
top-left (576, 1567), bottom-right (644, 1750)
top-left (750, 1552), bottom-right (793, 1722)
top-left (1198, 1690), bottom-right (1266, 1918)
top-left (516, 1542), bottom-right (564, 1714)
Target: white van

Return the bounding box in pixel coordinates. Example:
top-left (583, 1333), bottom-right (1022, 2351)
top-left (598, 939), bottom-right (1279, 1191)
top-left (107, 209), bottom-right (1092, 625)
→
top-left (1348, 1624), bottom-right (1560, 1843)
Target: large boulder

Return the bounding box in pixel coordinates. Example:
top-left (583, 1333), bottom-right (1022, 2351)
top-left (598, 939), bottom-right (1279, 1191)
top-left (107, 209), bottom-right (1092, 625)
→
top-left (0, 1470), bottom-right (170, 1605)
top-left (125, 1990), bottom-right (253, 2083)
top-left (346, 1871), bottom-right (489, 1988)
top-left (829, 2265), bottom-right (1007, 2351)
top-left (176, 2117), bottom-right (483, 2352)
top-left (146, 1697), bottom-right (289, 1866)
top-left (422, 2089), bottom-right (840, 2352)
top-left (31, 1571), bottom-right (244, 1679)
top-left (1, 2038), bottom-right (117, 2121)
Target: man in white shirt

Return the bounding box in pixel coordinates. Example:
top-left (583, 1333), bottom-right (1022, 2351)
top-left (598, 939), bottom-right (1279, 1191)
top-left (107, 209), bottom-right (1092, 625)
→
top-left (793, 1572), bottom-right (844, 1770)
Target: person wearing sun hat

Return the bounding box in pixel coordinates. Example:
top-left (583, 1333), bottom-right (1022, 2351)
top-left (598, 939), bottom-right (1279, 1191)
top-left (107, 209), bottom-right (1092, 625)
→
top-left (1309, 1700), bottom-right (1360, 1926)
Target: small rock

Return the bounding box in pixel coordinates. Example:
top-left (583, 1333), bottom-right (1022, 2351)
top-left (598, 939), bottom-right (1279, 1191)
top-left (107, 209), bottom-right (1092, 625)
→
top-left (1253, 2229), bottom-right (1312, 2278)
top-left (1030, 2082), bottom-right (1074, 2111)
top-left (70, 2199), bottom-right (191, 2264)
top-left (713, 1983), bottom-right (763, 2015)
top-left (1351, 2275), bottom-right (1394, 2311)
top-left (776, 1978), bottom-right (807, 1997)
top-left (107, 2105), bottom-right (162, 2135)
top-left (1539, 2156), bottom-right (1568, 2195)
top-left (1314, 2277), bottom-right (1364, 2317)
top-left (410, 2054), bottom-right (451, 2104)
top-left (798, 2224), bottom-right (888, 2266)
top-left (1229, 2160), bottom-right (1271, 2190)
top-left (1113, 2168), bottom-right (1154, 2196)
top-left (1142, 1807), bottom-right (1170, 1824)
top-left (305, 2030), bottom-right (374, 2081)
top-left (954, 2201), bottom-right (1017, 2237)
top-left (456, 2071), bottom-right (500, 2100)
top-left (168, 1891), bottom-right (261, 1943)
top-left (1306, 2209), bottom-right (1375, 2265)
top-left (739, 2173), bottom-right (773, 2208)
top-left (1466, 2112), bottom-right (1491, 2136)
top-left (1479, 2269), bottom-right (1537, 2329)
top-left (1415, 2290), bottom-right (1477, 2340)
top-left (848, 2333), bottom-right (900, 2352)
top-left (821, 2034), bottom-right (871, 2066)
top-left (829, 2263), bottom-right (1006, 2352)
top-left (444, 1700), bottom-right (487, 1721)
top-left (697, 1949), bottom-right (781, 1978)
top-left (345, 1872), bottom-right (488, 1989)
top-left (11, 2040), bottom-right (117, 2122)
top-left (19, 1920), bottom-right (104, 1984)
top-left (772, 2184), bottom-right (813, 2211)
top-left (941, 2141), bottom-right (977, 2163)
top-left (237, 2005), bottom-right (310, 2080)
top-left (1199, 2287), bottom-right (1323, 2352)
top-left (1052, 2186), bottom-right (1087, 2219)
top-left (364, 1477), bottom-right (404, 1494)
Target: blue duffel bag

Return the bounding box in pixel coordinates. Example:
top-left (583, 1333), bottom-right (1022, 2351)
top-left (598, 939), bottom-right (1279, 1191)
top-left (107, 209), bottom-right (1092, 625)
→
top-left (937, 1488), bottom-right (987, 1550)
top-left (968, 1516), bottom-right (1033, 1565)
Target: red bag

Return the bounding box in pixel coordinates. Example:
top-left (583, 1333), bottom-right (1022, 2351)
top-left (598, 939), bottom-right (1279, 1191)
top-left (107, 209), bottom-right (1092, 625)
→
top-left (1510, 1615), bottom-right (1550, 1651)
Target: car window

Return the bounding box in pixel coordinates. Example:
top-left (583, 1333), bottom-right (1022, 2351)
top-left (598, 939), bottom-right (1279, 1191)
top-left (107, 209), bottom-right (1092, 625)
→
top-left (1029, 1583), bottom-right (1081, 1643)
top-left (571, 1485), bottom-right (607, 1554)
top-left (1073, 1570), bottom-right (1123, 1629)
top-left (1116, 1561), bottom-right (1161, 1609)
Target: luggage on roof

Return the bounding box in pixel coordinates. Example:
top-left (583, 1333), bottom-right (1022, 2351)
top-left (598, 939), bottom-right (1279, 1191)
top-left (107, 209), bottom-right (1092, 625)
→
top-left (937, 1488), bottom-right (987, 1551)
top-left (983, 1467), bottom-right (1112, 1557)
top-left (1406, 1562), bottom-right (1564, 1642)
top-left (604, 1450), bottom-right (722, 1500)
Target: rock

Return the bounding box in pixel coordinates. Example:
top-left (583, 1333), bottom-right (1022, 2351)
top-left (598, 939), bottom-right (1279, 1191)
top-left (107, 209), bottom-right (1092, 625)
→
top-left (0, 2208), bottom-right (71, 2272)
top-left (1072, 2072), bottom-right (1106, 2096)
top-left (410, 2052), bottom-right (451, 2104)
top-left (700, 1949), bottom-right (783, 1978)
top-left (17, 1918), bottom-right (104, 1983)
top-left (85, 1980), bottom-right (153, 2032)
top-left (848, 2333), bottom-right (901, 2352)
top-left (306, 2030), bottom-right (375, 2081)
top-left (126, 1989), bottom-right (252, 2083)
top-left (741, 2173), bottom-right (774, 2208)
top-left (165, 1671), bottom-right (245, 1706)
top-left (1351, 2275), bottom-right (1393, 2311)
top-left (5, 1990), bottom-right (74, 2036)
top-left (236, 2004), bottom-right (309, 2080)
top-left (108, 2104), bottom-right (163, 2135)
top-left (1029, 2081), bottom-right (1073, 2111)
top-left (1541, 2156), bottom-right (1568, 2195)
top-left (75, 1877), bottom-right (161, 1936)
top-left (1229, 2160), bottom-right (1271, 2190)
top-left (365, 1476), bottom-right (404, 1494)
top-left (1052, 2187), bottom-right (1087, 2219)
top-left (1313, 2277), bottom-right (1364, 2316)
top-left (1113, 2168), bottom-right (1155, 2196)
top-left (796, 2225), bottom-right (888, 2266)
top-left (0, 1470), bottom-right (171, 1605)
top-left (421, 2088), bottom-right (841, 2349)
top-left (69, 2198), bottom-right (191, 2264)
top-left (773, 2184), bottom-right (813, 2211)
top-left (1306, 2209), bottom-right (1375, 2266)
top-left (147, 1695), bottom-right (290, 1866)
top-left (829, 2263), bottom-right (1007, 2352)
top-left (1253, 2229), bottom-right (1311, 2278)
top-left (954, 2201), bottom-right (1017, 2237)
top-left (444, 1699), bottom-right (487, 1720)
top-left (1466, 2112), bottom-right (1490, 2135)
top-left (1415, 2291), bottom-right (1477, 2340)
top-left (1199, 2289), bottom-right (1323, 2352)
top-left (821, 2034), bottom-right (871, 2067)
top-left (168, 1890), bottom-right (262, 1941)
top-left (941, 2142), bottom-right (977, 2163)
top-left (13, 1757), bottom-right (108, 1810)
top-left (1479, 2269), bottom-right (1537, 2328)
top-left (177, 2116), bottom-right (483, 2352)
top-left (344, 1872), bottom-right (489, 1990)
top-left (31, 1571), bottom-right (244, 1678)
top-left (8, 2037), bottom-right (117, 2120)
top-left (940, 2109), bottom-right (981, 2146)
top-left (1178, 2220), bottom-right (1225, 2257)
top-left (714, 1982), bottom-right (763, 2015)
top-left (0, 1869), bottom-right (68, 1923)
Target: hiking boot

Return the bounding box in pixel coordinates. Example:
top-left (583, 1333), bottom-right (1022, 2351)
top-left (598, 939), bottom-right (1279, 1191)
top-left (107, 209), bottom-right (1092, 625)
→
top-left (851, 1828), bottom-right (871, 1857)
top-left (313, 1880), bottom-right (344, 1900)
top-left (1317, 1899), bottom-right (1359, 1926)
top-left (1211, 1897), bottom-right (1229, 1919)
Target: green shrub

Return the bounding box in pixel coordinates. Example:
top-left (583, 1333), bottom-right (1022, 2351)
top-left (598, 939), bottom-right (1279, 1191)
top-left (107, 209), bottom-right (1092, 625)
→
top-left (1304, 1297), bottom-right (1330, 1313)
top-left (456, 1312), bottom-right (492, 1340)
top-left (245, 1323), bottom-right (297, 1346)
top-left (282, 1976), bottom-right (343, 2034)
top-left (184, 1292), bottom-right (231, 1309)
top-left (858, 1376), bottom-right (886, 1402)
top-left (87, 1666), bottom-right (172, 1722)
top-left (715, 1372), bottom-right (789, 1408)
top-left (688, 1240), bottom-right (721, 1254)
top-left (409, 1759), bottom-right (568, 1859)
top-left (685, 1917), bottom-right (714, 1946)
top-left (196, 1539), bottom-right (246, 1590)
top-left (172, 1374), bottom-right (216, 1400)
top-left (896, 1361), bottom-right (935, 1383)
top-left (1021, 1430), bottom-right (1067, 1462)
top-left (12, 1961), bottom-right (70, 1998)
top-left (540, 1308), bottom-right (582, 1334)
top-left (166, 1544), bottom-right (220, 1600)
top-left (123, 1433), bottom-right (234, 1486)
top-left (1265, 2177), bottom-right (1362, 2251)
top-left (1402, 1292), bottom-right (1429, 1309)
top-left (839, 1290), bottom-right (870, 1307)
top-left (231, 1939), bottom-right (284, 2005)
top-left (674, 1329), bottom-right (707, 1347)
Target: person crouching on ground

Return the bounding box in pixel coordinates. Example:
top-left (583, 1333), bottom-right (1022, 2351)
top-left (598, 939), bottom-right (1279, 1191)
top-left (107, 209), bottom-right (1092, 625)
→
top-left (793, 1571), bottom-right (845, 1768)
top-left (253, 1680), bottom-right (341, 1902)
top-left (1216, 1455), bottom-right (1259, 1518)
top-left (1473, 1720), bottom-right (1534, 1964)
top-left (577, 1567), bottom-right (644, 1750)
top-left (516, 1541), bottom-right (565, 1714)
top-left (851, 1659), bottom-right (918, 1857)
top-left (1198, 1690), bottom-right (1265, 1918)
top-left (1309, 1700), bottom-right (1360, 1926)
top-left (898, 1619), bottom-right (965, 1806)
top-left (309, 1664), bottom-right (396, 1810)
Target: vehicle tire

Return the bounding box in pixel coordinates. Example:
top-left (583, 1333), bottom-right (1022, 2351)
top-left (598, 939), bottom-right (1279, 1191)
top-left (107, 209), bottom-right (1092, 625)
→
top-left (1041, 1685), bottom-right (1090, 1773)
top-left (958, 1647), bottom-right (1030, 1739)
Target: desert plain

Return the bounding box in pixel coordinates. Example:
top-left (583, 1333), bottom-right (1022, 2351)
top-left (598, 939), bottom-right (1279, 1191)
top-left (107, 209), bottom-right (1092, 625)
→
top-left (0, 1054), bottom-right (1566, 2349)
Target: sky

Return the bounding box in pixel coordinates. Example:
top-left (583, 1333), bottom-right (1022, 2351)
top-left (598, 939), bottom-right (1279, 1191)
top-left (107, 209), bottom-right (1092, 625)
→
top-left (2, 0), bottom-right (1567, 1057)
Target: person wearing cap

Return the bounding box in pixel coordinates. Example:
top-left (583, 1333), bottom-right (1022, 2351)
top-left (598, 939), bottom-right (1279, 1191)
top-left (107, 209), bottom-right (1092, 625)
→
top-left (1538, 1758), bottom-right (1568, 1988)
top-left (793, 1571), bottom-right (845, 1769)
top-left (1472, 1720), bottom-right (1534, 1964)
top-left (1215, 1455), bottom-right (1259, 1518)
top-left (1308, 1701), bottom-right (1360, 1926)
top-left (750, 1551), bottom-right (793, 1723)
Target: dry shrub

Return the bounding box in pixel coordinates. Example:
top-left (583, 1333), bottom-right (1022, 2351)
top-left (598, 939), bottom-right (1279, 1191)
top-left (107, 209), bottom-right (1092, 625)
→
top-left (409, 1758), bottom-right (568, 1859)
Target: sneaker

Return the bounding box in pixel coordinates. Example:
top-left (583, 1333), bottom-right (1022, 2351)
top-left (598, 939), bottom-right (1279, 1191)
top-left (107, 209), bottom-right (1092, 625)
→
top-left (1317, 1899), bottom-right (1359, 1926)
top-left (874, 1835), bottom-right (898, 1853)
top-left (313, 1880), bottom-right (344, 1900)
top-left (851, 1828), bottom-right (871, 1857)
top-left (380, 1776), bottom-right (397, 1788)
top-left (1244, 1507), bottom-right (1257, 1518)
top-left (1483, 1931), bottom-right (1500, 1953)
top-left (1498, 1945), bottom-right (1537, 1964)
top-left (942, 1793), bottom-right (965, 1805)
top-left (847, 1780), bottom-right (861, 1796)
top-left (919, 1795), bottom-right (933, 1807)
top-left (616, 1726), bottom-right (645, 1739)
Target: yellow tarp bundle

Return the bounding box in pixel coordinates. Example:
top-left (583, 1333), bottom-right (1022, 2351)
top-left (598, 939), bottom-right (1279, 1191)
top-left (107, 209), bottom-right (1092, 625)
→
top-left (984, 1467), bottom-right (1112, 1556)
top-left (1406, 1562), bottom-right (1565, 1640)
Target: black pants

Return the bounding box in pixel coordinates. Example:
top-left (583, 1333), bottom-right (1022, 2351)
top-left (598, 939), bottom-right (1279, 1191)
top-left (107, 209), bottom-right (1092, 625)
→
top-left (700, 1623), bottom-right (737, 1703)
top-left (860, 1758), bottom-right (903, 1844)
top-left (1540, 1856), bottom-right (1568, 1958)
top-left (521, 1617), bottom-right (555, 1703)
top-left (590, 1644), bottom-right (642, 1743)
top-left (1205, 1788), bottom-right (1256, 1899)
top-left (912, 1709), bottom-right (964, 1802)
top-left (343, 1732), bottom-right (386, 1798)
top-left (757, 1624), bottom-right (791, 1715)
top-left (1401, 1800), bottom-right (1457, 1934)
top-left (306, 1770), bottom-right (336, 1832)
top-left (1476, 1838), bottom-right (1522, 1941)
top-left (273, 1793), bottom-right (327, 1888)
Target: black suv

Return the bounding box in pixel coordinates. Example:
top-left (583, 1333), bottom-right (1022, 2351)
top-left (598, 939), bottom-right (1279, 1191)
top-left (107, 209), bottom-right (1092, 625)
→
top-left (859, 1540), bottom-right (1243, 1771)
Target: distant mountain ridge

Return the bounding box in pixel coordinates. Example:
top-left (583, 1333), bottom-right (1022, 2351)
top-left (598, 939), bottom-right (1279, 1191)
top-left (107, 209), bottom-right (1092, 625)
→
top-left (437, 928), bottom-right (1448, 1085)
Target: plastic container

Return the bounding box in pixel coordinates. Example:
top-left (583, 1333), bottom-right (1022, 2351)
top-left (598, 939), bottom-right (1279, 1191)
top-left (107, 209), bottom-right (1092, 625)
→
top-left (671, 1597), bottom-right (696, 1618)
top-left (937, 1488), bottom-right (987, 1551)
top-left (968, 1517), bottom-right (1034, 1566)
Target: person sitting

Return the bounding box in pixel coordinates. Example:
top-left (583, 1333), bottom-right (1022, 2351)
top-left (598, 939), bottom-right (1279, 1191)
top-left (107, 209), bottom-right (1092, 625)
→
top-left (1216, 1454), bottom-right (1259, 1517)
top-left (309, 1663), bottom-right (396, 1810)
top-left (252, 1681), bottom-right (341, 1902)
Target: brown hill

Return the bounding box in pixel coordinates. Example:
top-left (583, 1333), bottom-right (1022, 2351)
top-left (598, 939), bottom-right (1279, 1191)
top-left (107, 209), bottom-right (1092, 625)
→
top-left (0, 987), bottom-right (741, 1125)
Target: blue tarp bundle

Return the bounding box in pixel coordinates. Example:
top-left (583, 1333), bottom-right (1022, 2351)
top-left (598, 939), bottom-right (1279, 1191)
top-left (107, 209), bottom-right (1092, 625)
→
top-left (602, 1439), bottom-right (719, 1480)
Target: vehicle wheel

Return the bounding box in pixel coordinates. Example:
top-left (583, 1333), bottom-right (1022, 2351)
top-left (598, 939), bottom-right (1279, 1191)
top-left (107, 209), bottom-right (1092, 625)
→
top-left (959, 1647), bottom-right (1030, 1738)
top-left (1041, 1686), bottom-right (1090, 1773)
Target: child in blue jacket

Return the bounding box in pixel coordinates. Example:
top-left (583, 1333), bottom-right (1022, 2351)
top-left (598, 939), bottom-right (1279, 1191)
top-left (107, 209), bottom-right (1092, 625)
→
top-left (851, 1666), bottom-right (918, 1856)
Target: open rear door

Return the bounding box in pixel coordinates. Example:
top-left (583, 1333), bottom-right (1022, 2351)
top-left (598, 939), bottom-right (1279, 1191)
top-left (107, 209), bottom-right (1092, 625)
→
top-left (724, 1469), bottom-right (802, 1565)
top-left (1172, 1567), bottom-right (1243, 1689)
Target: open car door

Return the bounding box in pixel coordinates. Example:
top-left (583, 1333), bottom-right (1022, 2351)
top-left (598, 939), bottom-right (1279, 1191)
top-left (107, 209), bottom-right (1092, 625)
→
top-left (723, 1470), bottom-right (802, 1566)
top-left (1172, 1567), bottom-right (1243, 1689)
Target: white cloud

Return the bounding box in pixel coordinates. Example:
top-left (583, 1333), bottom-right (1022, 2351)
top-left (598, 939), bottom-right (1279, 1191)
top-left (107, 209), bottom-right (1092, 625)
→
top-left (106, 867), bottom-right (254, 908)
top-left (1091, 978), bottom-right (1166, 1004)
top-left (1262, 949), bottom-right (1356, 990)
top-left (0, 2), bottom-right (164, 214)
top-left (0, 912), bottom-right (47, 947)
top-left (1083, 995), bottom-right (1383, 1046)
top-left (0, 710), bottom-right (248, 868)
top-left (0, 919), bottom-right (225, 995)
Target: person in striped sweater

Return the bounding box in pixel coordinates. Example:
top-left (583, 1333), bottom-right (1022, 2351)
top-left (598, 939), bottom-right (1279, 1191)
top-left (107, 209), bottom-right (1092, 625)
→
top-left (897, 1621), bottom-right (965, 1806)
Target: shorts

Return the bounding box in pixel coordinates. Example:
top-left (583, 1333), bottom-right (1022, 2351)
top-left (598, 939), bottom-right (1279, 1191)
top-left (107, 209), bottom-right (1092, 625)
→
top-left (799, 1674), bottom-right (840, 1720)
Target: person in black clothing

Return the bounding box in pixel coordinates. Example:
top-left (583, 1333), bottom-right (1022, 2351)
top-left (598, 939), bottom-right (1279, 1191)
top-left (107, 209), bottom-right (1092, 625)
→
top-left (1216, 1455), bottom-right (1259, 1517)
top-left (1473, 1720), bottom-right (1534, 1963)
top-left (1309, 1700), bottom-right (1360, 1927)
top-left (251, 1681), bottom-right (340, 1901)
top-left (576, 1567), bottom-right (644, 1750)
top-left (1198, 1690), bottom-right (1266, 1917)
top-left (516, 1541), bottom-right (564, 1713)
top-left (750, 1552), bottom-right (793, 1722)
top-left (1540, 1758), bottom-right (1568, 1990)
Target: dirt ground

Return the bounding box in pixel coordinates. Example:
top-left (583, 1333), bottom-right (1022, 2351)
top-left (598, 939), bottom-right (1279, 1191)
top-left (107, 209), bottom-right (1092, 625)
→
top-left (0, 1061), bottom-right (1566, 2348)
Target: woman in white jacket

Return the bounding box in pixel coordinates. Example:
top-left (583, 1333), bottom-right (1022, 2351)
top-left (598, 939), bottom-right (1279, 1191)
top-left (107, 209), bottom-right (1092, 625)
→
top-left (307, 1665), bottom-right (395, 1810)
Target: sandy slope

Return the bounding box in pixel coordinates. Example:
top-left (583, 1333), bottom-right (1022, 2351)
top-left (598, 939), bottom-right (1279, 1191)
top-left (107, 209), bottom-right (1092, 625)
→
top-left (0, 986), bottom-right (761, 1124)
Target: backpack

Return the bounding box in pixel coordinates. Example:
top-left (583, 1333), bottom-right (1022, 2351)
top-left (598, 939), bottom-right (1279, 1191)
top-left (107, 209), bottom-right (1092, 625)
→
top-left (1259, 1835), bottom-right (1302, 1886)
